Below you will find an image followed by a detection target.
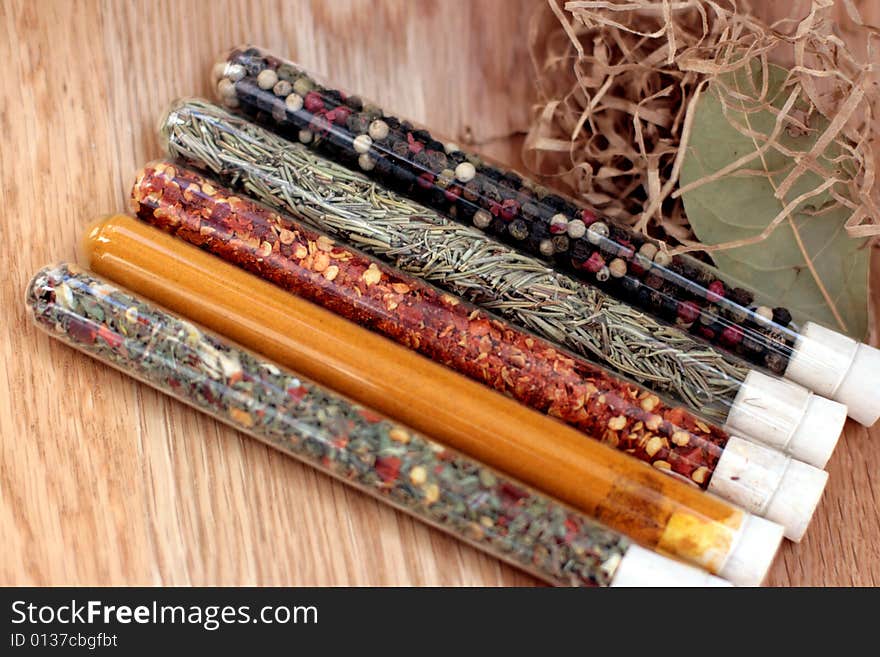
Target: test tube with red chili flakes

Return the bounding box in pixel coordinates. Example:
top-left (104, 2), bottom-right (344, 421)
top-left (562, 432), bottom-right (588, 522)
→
top-left (28, 263), bottom-right (736, 587)
top-left (159, 99), bottom-right (847, 476)
top-left (212, 45), bottom-right (880, 429)
top-left (130, 160), bottom-right (827, 542)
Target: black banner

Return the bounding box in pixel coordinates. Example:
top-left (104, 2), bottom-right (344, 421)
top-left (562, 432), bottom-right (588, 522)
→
top-left (0, 587), bottom-right (864, 652)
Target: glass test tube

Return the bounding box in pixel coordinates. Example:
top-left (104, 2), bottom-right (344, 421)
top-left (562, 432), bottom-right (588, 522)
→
top-left (80, 215), bottom-right (784, 585)
top-left (28, 264), bottom-right (735, 587)
top-left (131, 159), bottom-right (826, 540)
top-left (159, 99), bottom-right (847, 470)
top-left (212, 45), bottom-right (880, 428)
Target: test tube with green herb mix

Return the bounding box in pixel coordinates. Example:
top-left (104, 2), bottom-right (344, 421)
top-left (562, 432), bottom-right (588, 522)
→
top-left (26, 263), bottom-right (735, 588)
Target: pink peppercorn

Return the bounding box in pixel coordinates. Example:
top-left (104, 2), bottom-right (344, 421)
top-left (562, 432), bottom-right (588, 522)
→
top-left (417, 172), bottom-right (435, 189)
top-left (407, 133), bottom-right (424, 154)
top-left (698, 326), bottom-right (716, 341)
top-left (581, 208), bottom-right (598, 225)
top-left (304, 91), bottom-right (324, 113)
top-left (677, 301), bottom-right (700, 324)
top-left (582, 251), bottom-right (605, 273)
top-left (721, 325), bottom-right (744, 346)
top-left (500, 199), bottom-right (519, 222)
top-left (444, 185), bottom-right (462, 203)
top-left (707, 280), bottom-right (726, 303)
top-left (330, 106), bottom-right (351, 125)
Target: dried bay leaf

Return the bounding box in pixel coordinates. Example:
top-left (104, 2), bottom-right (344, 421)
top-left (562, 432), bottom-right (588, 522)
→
top-left (679, 63), bottom-right (870, 338)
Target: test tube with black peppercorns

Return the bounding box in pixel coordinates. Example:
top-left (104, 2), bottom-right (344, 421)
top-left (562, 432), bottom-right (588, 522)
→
top-left (212, 45), bottom-right (880, 428)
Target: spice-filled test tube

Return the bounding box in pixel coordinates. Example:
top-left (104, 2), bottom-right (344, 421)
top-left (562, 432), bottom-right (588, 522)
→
top-left (28, 264), bottom-right (735, 588)
top-left (159, 99), bottom-right (847, 470)
top-left (212, 46), bottom-right (880, 428)
top-left (131, 160), bottom-right (827, 541)
top-left (81, 215), bottom-right (784, 585)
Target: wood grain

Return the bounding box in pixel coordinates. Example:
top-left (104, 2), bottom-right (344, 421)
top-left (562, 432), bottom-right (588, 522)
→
top-left (1, 0), bottom-right (877, 586)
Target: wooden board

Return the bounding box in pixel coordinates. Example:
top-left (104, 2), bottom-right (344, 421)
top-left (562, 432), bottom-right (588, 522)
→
top-left (1, 0), bottom-right (877, 586)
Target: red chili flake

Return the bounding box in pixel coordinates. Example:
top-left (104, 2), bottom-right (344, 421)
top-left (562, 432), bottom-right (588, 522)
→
top-left (97, 325), bottom-right (123, 348)
top-left (488, 200), bottom-right (503, 217)
top-left (417, 172), bottom-right (435, 189)
top-left (581, 208), bottom-right (598, 225)
top-left (582, 251), bottom-right (605, 273)
top-left (68, 317), bottom-right (97, 345)
top-left (304, 91), bottom-right (324, 113)
top-left (211, 203), bottom-right (231, 222)
top-left (500, 483), bottom-right (529, 505)
top-left (357, 408), bottom-right (384, 423)
top-left (287, 385), bottom-right (308, 402)
top-left (374, 456), bottom-right (401, 483)
top-left (500, 199), bottom-right (519, 222)
top-left (721, 325), bottom-right (743, 346)
top-left (677, 300), bottom-right (700, 324)
top-left (406, 133), bottom-right (424, 154)
top-left (707, 280), bottom-right (726, 303)
top-left (549, 221), bottom-right (567, 235)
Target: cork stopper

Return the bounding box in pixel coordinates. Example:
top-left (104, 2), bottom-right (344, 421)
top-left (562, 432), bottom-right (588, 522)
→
top-left (708, 436), bottom-right (827, 541)
top-left (611, 544), bottom-right (733, 587)
top-left (785, 321), bottom-right (880, 427)
top-left (718, 514), bottom-right (784, 587)
top-left (725, 370), bottom-right (845, 468)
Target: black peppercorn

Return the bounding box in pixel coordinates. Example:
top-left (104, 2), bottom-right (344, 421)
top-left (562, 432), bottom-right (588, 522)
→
top-left (765, 352), bottom-right (787, 374)
top-left (509, 219), bottom-right (529, 240)
top-left (498, 182), bottom-right (517, 201)
top-left (504, 172), bottom-right (523, 188)
top-left (543, 193), bottom-right (567, 210)
top-left (481, 181), bottom-right (501, 204)
top-left (391, 139), bottom-right (410, 159)
top-left (772, 307), bottom-right (792, 326)
top-left (447, 150), bottom-right (467, 166)
top-left (551, 235), bottom-right (570, 253)
top-left (425, 150), bottom-right (447, 173)
top-left (644, 274), bottom-right (664, 290)
top-left (622, 276), bottom-right (641, 293)
top-left (729, 287), bottom-right (755, 307)
top-left (413, 150), bottom-right (432, 170)
top-left (741, 334), bottom-right (766, 357)
top-left (521, 202), bottom-right (541, 221)
top-left (346, 113), bottom-right (370, 135)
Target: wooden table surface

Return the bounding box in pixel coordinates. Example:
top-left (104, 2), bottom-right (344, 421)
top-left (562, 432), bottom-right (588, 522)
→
top-left (2, 0), bottom-right (878, 586)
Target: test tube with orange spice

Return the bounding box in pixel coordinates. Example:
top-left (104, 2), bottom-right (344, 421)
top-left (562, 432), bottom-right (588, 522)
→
top-left (81, 215), bottom-right (784, 585)
top-left (130, 160), bottom-right (827, 541)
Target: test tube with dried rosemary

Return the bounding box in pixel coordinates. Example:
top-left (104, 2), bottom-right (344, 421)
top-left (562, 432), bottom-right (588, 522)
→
top-left (131, 160), bottom-right (826, 540)
top-left (159, 98), bottom-right (846, 471)
top-left (28, 263), bottom-right (738, 587)
top-left (212, 45), bottom-right (880, 428)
